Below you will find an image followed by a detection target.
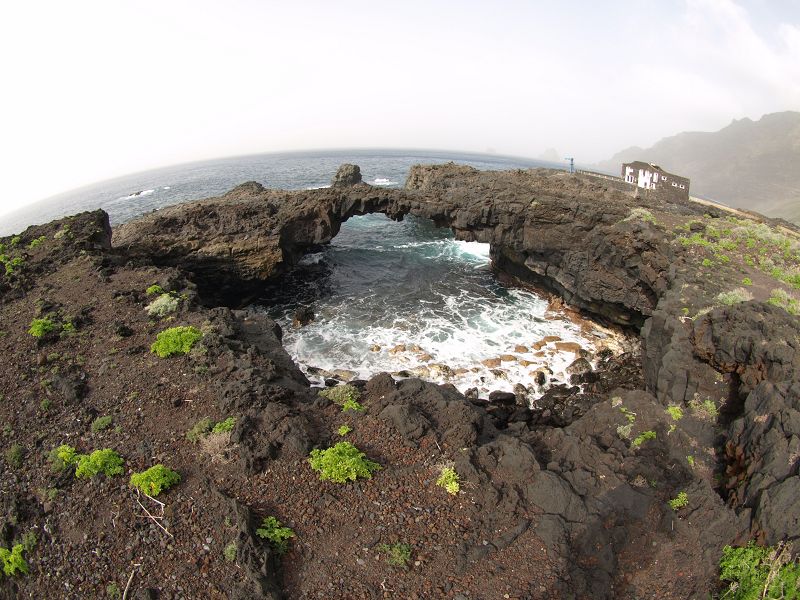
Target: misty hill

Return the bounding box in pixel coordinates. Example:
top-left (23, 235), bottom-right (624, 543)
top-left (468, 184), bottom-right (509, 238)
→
top-left (596, 111), bottom-right (800, 224)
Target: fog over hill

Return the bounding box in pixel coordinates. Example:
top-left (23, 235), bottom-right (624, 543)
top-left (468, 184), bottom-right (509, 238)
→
top-left (596, 111), bottom-right (800, 224)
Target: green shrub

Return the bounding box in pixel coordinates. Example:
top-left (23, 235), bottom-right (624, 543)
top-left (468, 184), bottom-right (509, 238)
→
top-left (308, 441), bottom-right (380, 483)
top-left (687, 455), bottom-right (695, 468)
top-left (129, 464), bottom-right (180, 496)
top-left (624, 208), bottom-right (656, 224)
top-left (18, 532), bottom-right (37, 553)
top-left (719, 541), bottom-right (800, 599)
top-left (49, 444), bottom-right (79, 471)
top-left (716, 288), bottom-right (752, 306)
top-left (768, 288), bottom-right (800, 316)
top-left (91, 415), bottom-right (113, 433)
top-left (2, 256), bottom-right (23, 276)
top-left (668, 491), bottom-right (688, 511)
top-left (631, 430), bottom-right (656, 447)
top-left (150, 326), bottom-right (203, 358)
top-left (665, 405), bottom-right (684, 421)
top-left (702, 258), bottom-right (713, 267)
top-left (0, 543), bottom-right (28, 577)
top-left (106, 583), bottom-right (121, 598)
top-left (337, 424), bottom-right (352, 436)
top-left (255, 516), bottom-right (295, 554)
top-left (146, 293), bottom-right (180, 318)
top-left (5, 443), bottom-right (23, 469)
top-left (341, 398), bottom-right (365, 412)
top-left (75, 449), bottom-right (124, 478)
top-left (223, 542), bottom-right (237, 562)
top-left (186, 417), bottom-right (213, 442)
top-left (28, 236), bottom-right (46, 249)
top-left (211, 416), bottom-right (235, 434)
top-left (379, 542), bottom-right (412, 567)
top-left (146, 284), bottom-right (165, 296)
top-left (28, 318), bottom-right (56, 338)
top-left (319, 384), bottom-right (361, 406)
top-left (39, 398), bottom-right (52, 412)
top-left (741, 277), bottom-right (752, 286)
top-left (436, 467), bottom-right (460, 495)
top-left (689, 397), bottom-right (719, 420)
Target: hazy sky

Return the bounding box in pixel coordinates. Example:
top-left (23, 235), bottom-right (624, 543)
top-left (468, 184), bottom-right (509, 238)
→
top-left (1, 0), bottom-right (798, 217)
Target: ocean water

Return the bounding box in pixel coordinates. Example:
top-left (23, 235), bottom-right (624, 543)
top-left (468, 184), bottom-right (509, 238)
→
top-left (262, 214), bottom-right (606, 396)
top-left (3, 148), bottom-right (603, 397)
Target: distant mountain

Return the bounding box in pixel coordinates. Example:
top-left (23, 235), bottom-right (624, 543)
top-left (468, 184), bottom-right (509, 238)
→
top-left (596, 111), bottom-right (800, 224)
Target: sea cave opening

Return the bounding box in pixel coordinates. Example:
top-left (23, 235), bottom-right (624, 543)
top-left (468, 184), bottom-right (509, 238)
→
top-left (257, 213), bottom-right (616, 399)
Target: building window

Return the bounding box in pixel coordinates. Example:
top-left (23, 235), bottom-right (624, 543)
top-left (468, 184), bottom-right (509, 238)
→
top-left (672, 182), bottom-right (678, 187)
top-left (679, 184), bottom-right (685, 189)
top-left (661, 176), bottom-right (666, 181)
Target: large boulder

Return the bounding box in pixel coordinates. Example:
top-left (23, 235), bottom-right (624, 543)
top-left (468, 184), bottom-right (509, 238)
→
top-left (330, 163), bottom-right (362, 187)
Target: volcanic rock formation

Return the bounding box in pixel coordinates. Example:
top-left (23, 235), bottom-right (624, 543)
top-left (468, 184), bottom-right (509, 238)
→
top-left (2, 163), bottom-right (799, 599)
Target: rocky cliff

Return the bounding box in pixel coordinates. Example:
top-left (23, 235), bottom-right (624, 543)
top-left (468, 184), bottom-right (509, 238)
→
top-left (1, 164), bottom-right (799, 599)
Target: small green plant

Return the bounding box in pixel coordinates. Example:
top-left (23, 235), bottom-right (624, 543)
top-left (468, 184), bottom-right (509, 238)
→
top-left (341, 398), bottom-right (365, 412)
top-left (702, 258), bottom-right (713, 267)
top-left (689, 396), bottom-right (719, 420)
top-left (308, 441), bottom-right (380, 483)
top-left (106, 582), bottom-right (121, 598)
top-left (18, 532), bottom-right (37, 553)
top-left (255, 516), bottom-right (295, 554)
top-left (49, 444), bottom-right (79, 471)
top-left (186, 417), bottom-right (213, 442)
top-left (75, 449), bottom-right (124, 478)
top-left (211, 416), bottom-right (235, 434)
top-left (665, 405), bottom-right (684, 421)
top-left (687, 455), bottom-right (695, 468)
top-left (0, 543), bottom-right (28, 577)
top-left (319, 384), bottom-right (361, 406)
top-left (620, 406), bottom-right (636, 423)
top-left (61, 321), bottom-right (75, 335)
top-left (379, 542), bottom-right (412, 567)
top-left (716, 288), bottom-right (752, 306)
top-left (768, 288), bottom-right (800, 315)
top-left (91, 415), bottom-right (113, 433)
top-left (223, 542), bottom-right (237, 562)
top-left (631, 430), bottom-right (656, 447)
top-left (145, 294), bottom-right (180, 318)
top-left (146, 284), bottom-right (165, 296)
top-left (337, 424), bottom-right (352, 436)
top-left (719, 541), bottom-right (800, 600)
top-left (28, 236), bottom-right (46, 249)
top-left (129, 464), bottom-right (180, 496)
top-left (741, 277), bottom-right (752, 286)
top-left (5, 443), bottom-right (23, 469)
top-left (37, 487), bottom-right (58, 503)
top-left (39, 397), bottom-right (52, 412)
top-left (150, 326), bottom-right (203, 358)
top-left (669, 491), bottom-right (689, 511)
top-left (624, 207), bottom-right (657, 225)
top-left (28, 318), bottom-right (56, 338)
top-left (436, 466), bottom-right (460, 495)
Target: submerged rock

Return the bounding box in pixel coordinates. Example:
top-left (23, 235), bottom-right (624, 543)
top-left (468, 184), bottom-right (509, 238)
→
top-left (292, 306), bottom-right (315, 327)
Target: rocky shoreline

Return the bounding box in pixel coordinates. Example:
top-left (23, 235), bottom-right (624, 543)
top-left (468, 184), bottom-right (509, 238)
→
top-left (1, 163), bottom-right (798, 598)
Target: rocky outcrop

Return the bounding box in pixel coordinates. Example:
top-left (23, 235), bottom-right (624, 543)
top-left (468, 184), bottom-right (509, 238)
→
top-left (330, 163), bottom-right (362, 187)
top-left (115, 164), bottom-right (712, 325)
